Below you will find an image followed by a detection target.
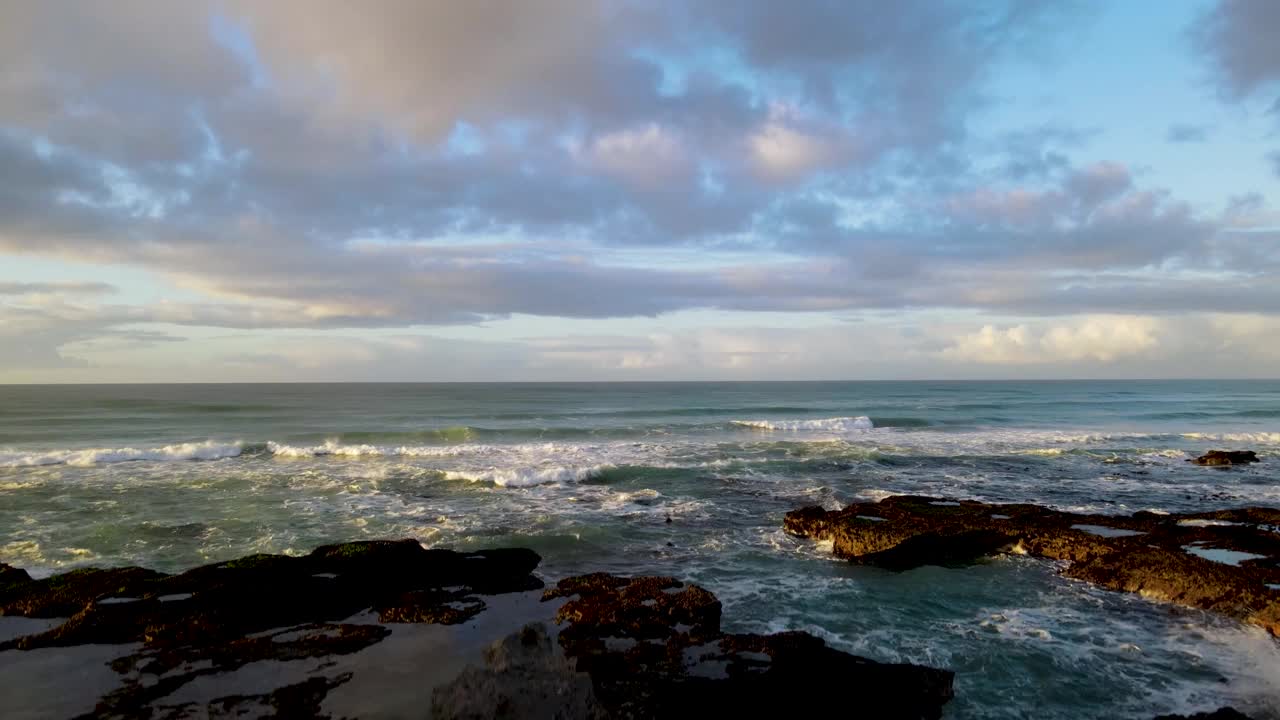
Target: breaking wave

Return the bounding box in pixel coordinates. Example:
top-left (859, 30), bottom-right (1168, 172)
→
top-left (731, 416), bottom-right (874, 432)
top-left (444, 464), bottom-right (612, 488)
top-left (0, 441), bottom-right (244, 467)
top-left (1181, 432), bottom-right (1280, 444)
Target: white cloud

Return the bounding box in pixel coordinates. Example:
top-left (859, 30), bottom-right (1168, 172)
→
top-left (746, 107), bottom-right (855, 183)
top-left (943, 316), bottom-right (1161, 365)
top-left (575, 124), bottom-right (692, 189)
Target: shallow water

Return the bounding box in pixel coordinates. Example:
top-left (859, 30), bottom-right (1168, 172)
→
top-left (2, 380), bottom-right (1279, 717)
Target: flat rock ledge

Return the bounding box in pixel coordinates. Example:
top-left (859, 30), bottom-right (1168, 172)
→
top-left (532, 573), bottom-right (955, 719)
top-left (0, 539), bottom-right (543, 718)
top-left (785, 495), bottom-right (1280, 638)
top-left (0, 541), bottom-right (955, 719)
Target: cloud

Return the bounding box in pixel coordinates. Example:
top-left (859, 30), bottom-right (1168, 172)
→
top-left (745, 107), bottom-right (860, 183)
top-left (0, 1), bottom-right (1276, 379)
top-left (573, 123), bottom-right (693, 189)
top-left (942, 316), bottom-right (1161, 364)
top-left (1194, 0), bottom-right (1280, 100)
top-left (0, 281), bottom-right (115, 296)
top-left (1166, 124), bottom-right (1210, 143)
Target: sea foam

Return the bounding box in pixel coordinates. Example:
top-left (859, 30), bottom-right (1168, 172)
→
top-left (0, 441), bottom-right (243, 467)
top-left (731, 416), bottom-right (874, 432)
top-left (444, 463), bottom-right (611, 487)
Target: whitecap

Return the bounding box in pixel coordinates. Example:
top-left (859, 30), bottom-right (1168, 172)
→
top-left (732, 416), bottom-right (874, 432)
top-left (1181, 432), bottom-right (1280, 444)
top-left (266, 440), bottom-right (384, 458)
top-left (0, 440), bottom-right (244, 467)
top-left (444, 463), bottom-right (612, 488)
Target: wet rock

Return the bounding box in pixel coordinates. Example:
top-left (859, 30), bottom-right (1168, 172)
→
top-left (1191, 450), bottom-right (1260, 466)
top-left (543, 573), bottom-right (955, 719)
top-left (92, 624), bottom-right (388, 717)
top-left (186, 673), bottom-right (353, 720)
top-left (1154, 708), bottom-right (1256, 720)
top-left (432, 622), bottom-right (605, 720)
top-left (0, 539), bottom-right (543, 651)
top-left (0, 562), bottom-right (31, 588)
top-left (0, 540), bottom-right (547, 718)
top-left (785, 496), bottom-right (1280, 636)
top-left (0, 567), bottom-right (166, 619)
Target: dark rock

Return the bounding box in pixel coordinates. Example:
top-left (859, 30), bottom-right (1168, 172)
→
top-left (0, 567), bottom-right (165, 619)
top-left (92, 624), bottom-right (387, 717)
top-left (1154, 708), bottom-right (1256, 720)
top-left (0, 562), bottom-right (31, 588)
top-left (432, 622), bottom-right (605, 720)
top-left (2, 541), bottom-right (960, 719)
top-left (184, 673), bottom-right (353, 720)
top-left (1191, 450), bottom-right (1260, 466)
top-left (785, 496), bottom-right (1280, 636)
top-left (0, 539), bottom-right (543, 651)
top-left (543, 573), bottom-right (955, 719)
top-left (1, 540), bottom-right (546, 719)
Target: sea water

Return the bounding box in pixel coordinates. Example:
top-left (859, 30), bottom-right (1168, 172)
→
top-left (2, 380), bottom-right (1279, 717)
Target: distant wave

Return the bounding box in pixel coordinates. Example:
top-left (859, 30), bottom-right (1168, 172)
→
top-left (0, 441), bottom-right (244, 467)
top-left (4, 422), bottom-right (1277, 470)
top-left (1181, 432), bottom-right (1280, 444)
top-left (731, 416), bottom-right (874, 432)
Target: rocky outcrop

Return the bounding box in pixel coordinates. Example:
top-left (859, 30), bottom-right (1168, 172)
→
top-left (0, 562), bottom-right (31, 587)
top-left (1, 542), bottom-right (956, 719)
top-left (1154, 709), bottom-right (1256, 720)
top-left (1191, 450), bottom-right (1261, 466)
top-left (542, 573), bottom-right (955, 719)
top-left (785, 496), bottom-right (1280, 636)
top-left (0, 540), bottom-right (543, 718)
top-left (0, 540), bottom-right (542, 651)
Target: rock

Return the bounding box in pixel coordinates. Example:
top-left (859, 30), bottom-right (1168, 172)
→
top-left (543, 573), bottom-right (955, 719)
top-left (1154, 708), bottom-right (1256, 720)
top-left (0, 540), bottom-right (546, 717)
top-left (0, 562), bottom-right (31, 587)
top-left (1191, 450), bottom-right (1260, 466)
top-left (432, 623), bottom-right (605, 720)
top-left (0, 539), bottom-right (543, 650)
top-left (786, 496), bottom-right (1280, 636)
top-left (0, 566), bottom-right (165, 619)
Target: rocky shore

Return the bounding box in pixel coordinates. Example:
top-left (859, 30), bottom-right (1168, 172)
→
top-left (784, 495), bottom-right (1280, 637)
top-left (0, 539), bottom-right (954, 719)
top-left (4, 499), bottom-right (1275, 719)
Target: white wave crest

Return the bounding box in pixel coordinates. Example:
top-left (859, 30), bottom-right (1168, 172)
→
top-left (0, 441), bottom-right (244, 468)
top-left (732, 416), bottom-right (874, 432)
top-left (265, 440), bottom-right (513, 459)
top-left (444, 463), bottom-right (612, 488)
top-left (267, 440), bottom-right (384, 458)
top-left (1182, 432), bottom-right (1280, 444)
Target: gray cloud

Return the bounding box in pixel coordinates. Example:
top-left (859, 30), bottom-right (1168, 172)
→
top-left (0, 281), bottom-right (115, 296)
top-left (1195, 0), bottom-right (1280, 100)
top-left (1166, 124), bottom-right (1210, 143)
top-left (0, 0), bottom-right (1275, 382)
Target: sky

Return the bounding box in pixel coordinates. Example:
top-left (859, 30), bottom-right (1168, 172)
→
top-left (0, 0), bottom-right (1278, 382)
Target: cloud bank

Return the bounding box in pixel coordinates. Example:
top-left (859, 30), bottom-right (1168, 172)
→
top-left (0, 0), bottom-right (1277, 379)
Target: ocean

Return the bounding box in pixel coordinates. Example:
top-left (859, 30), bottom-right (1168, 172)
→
top-left (2, 380), bottom-right (1279, 717)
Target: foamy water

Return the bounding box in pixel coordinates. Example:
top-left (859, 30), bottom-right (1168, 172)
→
top-left (1, 381), bottom-right (1278, 717)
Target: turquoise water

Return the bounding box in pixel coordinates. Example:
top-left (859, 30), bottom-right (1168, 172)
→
top-left (2, 381), bottom-right (1279, 717)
